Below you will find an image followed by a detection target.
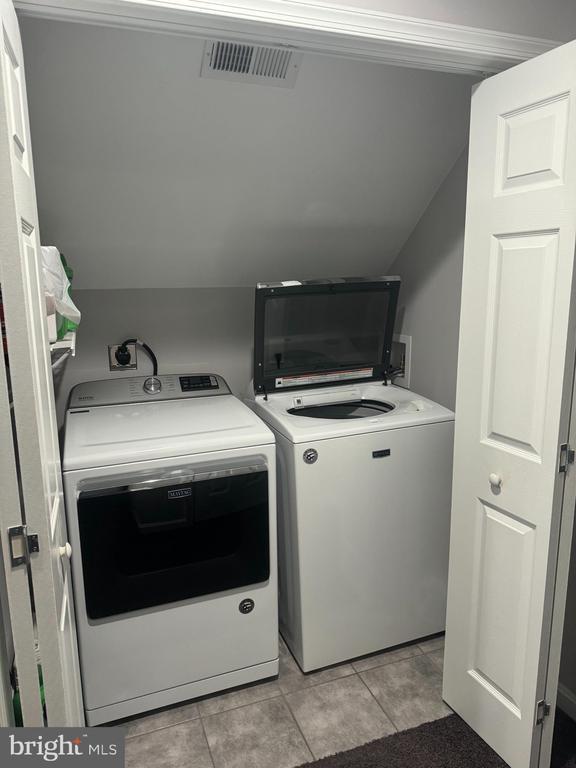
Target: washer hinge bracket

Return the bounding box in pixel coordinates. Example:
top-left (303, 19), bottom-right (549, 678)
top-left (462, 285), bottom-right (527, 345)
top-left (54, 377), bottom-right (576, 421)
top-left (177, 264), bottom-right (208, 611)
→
top-left (8, 525), bottom-right (39, 567)
top-left (559, 443), bottom-right (575, 473)
top-left (535, 699), bottom-right (551, 725)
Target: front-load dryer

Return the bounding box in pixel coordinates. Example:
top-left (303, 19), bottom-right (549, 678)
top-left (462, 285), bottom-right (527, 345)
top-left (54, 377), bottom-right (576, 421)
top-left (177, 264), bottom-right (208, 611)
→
top-left (63, 374), bottom-right (278, 724)
top-left (247, 277), bottom-right (454, 672)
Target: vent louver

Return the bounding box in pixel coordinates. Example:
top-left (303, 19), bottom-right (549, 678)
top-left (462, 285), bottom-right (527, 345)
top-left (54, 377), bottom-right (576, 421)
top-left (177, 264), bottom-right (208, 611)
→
top-left (201, 40), bottom-right (302, 87)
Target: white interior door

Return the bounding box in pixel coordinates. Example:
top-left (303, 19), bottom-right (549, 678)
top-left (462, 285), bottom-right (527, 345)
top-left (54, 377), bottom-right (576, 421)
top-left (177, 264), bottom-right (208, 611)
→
top-left (0, 334), bottom-right (41, 725)
top-left (443, 40), bottom-right (576, 768)
top-left (0, 0), bottom-right (83, 725)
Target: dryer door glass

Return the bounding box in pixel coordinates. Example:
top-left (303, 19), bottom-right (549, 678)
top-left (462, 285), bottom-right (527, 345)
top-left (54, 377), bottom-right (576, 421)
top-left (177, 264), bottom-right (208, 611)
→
top-left (77, 467), bottom-right (269, 619)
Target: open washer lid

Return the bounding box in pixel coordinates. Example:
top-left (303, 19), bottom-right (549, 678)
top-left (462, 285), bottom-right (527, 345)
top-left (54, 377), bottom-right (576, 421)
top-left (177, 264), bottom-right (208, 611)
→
top-left (253, 276), bottom-right (400, 395)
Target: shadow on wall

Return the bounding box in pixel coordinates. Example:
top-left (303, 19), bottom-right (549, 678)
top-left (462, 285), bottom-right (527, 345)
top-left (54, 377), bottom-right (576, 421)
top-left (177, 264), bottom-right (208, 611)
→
top-left (54, 150), bottom-right (468, 425)
top-left (388, 149), bottom-right (469, 410)
top-left (212, 221), bottom-right (400, 286)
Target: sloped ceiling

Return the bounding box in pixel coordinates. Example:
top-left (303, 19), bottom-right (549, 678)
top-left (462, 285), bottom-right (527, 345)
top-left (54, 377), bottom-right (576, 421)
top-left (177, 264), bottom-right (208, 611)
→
top-left (21, 17), bottom-right (475, 289)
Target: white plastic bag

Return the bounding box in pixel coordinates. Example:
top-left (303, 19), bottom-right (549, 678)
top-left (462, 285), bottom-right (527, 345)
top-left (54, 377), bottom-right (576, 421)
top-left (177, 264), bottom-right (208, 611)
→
top-left (41, 246), bottom-right (81, 326)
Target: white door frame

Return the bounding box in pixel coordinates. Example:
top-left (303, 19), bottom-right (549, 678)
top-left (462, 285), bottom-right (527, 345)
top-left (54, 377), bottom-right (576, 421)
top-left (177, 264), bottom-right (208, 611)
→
top-left (14, 0), bottom-right (558, 76)
top-left (538, 355), bottom-right (576, 768)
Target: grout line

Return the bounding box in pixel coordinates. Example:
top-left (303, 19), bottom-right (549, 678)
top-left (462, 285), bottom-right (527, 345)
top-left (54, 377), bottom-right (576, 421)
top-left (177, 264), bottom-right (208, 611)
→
top-left (356, 672), bottom-right (399, 732)
top-left (198, 688), bottom-right (283, 721)
top-left (279, 667), bottom-right (357, 696)
top-left (427, 653), bottom-right (444, 673)
top-left (199, 713), bottom-right (217, 768)
top-left (124, 641), bottom-right (441, 741)
top-left (280, 692), bottom-right (316, 763)
top-left (351, 648), bottom-right (423, 674)
top-left (124, 713), bottom-right (201, 740)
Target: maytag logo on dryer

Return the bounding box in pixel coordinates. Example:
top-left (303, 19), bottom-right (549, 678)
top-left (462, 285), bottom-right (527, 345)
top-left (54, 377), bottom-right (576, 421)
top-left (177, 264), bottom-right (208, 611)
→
top-left (1, 728), bottom-right (124, 766)
top-left (167, 487), bottom-right (192, 499)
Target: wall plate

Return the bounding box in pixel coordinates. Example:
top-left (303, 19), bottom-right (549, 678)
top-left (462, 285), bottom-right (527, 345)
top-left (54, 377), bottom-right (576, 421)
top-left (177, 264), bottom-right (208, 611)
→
top-left (108, 343), bottom-right (137, 371)
top-left (391, 334), bottom-right (411, 389)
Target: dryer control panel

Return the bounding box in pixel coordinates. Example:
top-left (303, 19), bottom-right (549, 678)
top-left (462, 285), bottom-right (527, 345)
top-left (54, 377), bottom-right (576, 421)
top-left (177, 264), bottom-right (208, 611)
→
top-left (68, 373), bottom-right (231, 409)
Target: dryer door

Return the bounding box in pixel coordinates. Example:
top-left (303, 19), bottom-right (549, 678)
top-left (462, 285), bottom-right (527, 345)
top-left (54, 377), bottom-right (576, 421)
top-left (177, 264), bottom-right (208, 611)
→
top-left (76, 465), bottom-right (270, 618)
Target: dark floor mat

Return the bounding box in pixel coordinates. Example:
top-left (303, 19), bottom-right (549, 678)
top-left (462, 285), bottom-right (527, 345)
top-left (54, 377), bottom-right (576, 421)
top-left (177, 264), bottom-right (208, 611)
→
top-left (552, 708), bottom-right (576, 768)
top-left (298, 708), bottom-right (576, 768)
top-left (298, 715), bottom-right (507, 768)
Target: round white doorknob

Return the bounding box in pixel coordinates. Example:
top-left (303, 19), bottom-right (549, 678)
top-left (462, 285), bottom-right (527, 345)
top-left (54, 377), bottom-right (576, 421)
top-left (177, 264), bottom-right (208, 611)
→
top-left (59, 543), bottom-right (72, 560)
top-left (489, 473), bottom-right (502, 488)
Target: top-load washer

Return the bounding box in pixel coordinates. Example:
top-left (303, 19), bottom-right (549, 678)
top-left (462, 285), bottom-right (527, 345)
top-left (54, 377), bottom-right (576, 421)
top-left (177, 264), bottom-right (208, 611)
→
top-left (247, 277), bottom-right (454, 672)
top-left (63, 373), bottom-right (278, 724)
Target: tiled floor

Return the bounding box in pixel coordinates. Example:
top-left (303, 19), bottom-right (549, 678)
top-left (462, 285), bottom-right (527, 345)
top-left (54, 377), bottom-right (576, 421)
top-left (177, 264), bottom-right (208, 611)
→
top-left (117, 634), bottom-right (449, 768)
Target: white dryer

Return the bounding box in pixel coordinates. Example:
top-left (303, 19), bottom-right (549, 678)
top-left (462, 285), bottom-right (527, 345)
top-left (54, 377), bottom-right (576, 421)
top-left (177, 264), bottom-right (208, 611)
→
top-left (247, 278), bottom-right (454, 672)
top-left (63, 374), bottom-right (278, 725)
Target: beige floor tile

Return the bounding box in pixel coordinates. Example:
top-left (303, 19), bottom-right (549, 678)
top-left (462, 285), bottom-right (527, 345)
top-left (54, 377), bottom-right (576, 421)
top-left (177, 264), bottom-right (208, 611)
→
top-left (203, 697), bottom-right (312, 768)
top-left (428, 647), bottom-right (444, 672)
top-left (360, 654), bottom-right (451, 731)
top-left (352, 642), bottom-right (422, 673)
top-left (121, 701), bottom-right (200, 737)
top-left (417, 634), bottom-right (445, 654)
top-left (285, 674), bottom-right (395, 759)
top-left (198, 679), bottom-right (282, 717)
top-left (278, 637), bottom-right (355, 694)
top-left (125, 719), bottom-right (213, 768)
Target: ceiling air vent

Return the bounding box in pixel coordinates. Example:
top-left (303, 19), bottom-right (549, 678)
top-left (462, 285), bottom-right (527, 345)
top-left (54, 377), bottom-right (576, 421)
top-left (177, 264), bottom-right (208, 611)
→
top-left (201, 40), bottom-right (302, 88)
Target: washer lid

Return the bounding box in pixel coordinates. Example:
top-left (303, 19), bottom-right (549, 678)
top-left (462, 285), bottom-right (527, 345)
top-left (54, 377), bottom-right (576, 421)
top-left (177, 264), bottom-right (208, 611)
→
top-left (253, 276), bottom-right (400, 395)
top-left (63, 395), bottom-right (274, 471)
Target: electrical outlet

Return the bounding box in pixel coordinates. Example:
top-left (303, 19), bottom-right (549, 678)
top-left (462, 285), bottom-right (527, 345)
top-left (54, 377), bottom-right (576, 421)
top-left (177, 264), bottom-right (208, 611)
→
top-left (108, 343), bottom-right (137, 371)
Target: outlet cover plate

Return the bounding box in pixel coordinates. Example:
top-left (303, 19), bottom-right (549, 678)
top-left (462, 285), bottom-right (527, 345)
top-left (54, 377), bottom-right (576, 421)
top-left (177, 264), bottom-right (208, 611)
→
top-left (391, 334), bottom-right (411, 389)
top-left (108, 344), bottom-right (137, 371)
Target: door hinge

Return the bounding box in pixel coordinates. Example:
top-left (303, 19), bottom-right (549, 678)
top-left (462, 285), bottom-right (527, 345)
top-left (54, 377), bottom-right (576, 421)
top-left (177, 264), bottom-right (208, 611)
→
top-left (559, 443), bottom-right (575, 473)
top-left (536, 699), bottom-right (551, 725)
top-left (8, 525), bottom-right (39, 567)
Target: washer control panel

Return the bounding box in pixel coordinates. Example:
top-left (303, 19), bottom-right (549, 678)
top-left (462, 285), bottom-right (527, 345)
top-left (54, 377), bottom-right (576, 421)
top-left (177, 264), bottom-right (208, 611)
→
top-left (68, 373), bottom-right (231, 409)
top-left (179, 375), bottom-right (219, 392)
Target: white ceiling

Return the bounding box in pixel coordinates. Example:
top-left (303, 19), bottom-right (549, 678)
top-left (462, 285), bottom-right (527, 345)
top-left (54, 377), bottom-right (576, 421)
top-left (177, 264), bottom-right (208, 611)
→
top-left (293, 0), bottom-right (576, 42)
top-left (21, 17), bottom-right (475, 289)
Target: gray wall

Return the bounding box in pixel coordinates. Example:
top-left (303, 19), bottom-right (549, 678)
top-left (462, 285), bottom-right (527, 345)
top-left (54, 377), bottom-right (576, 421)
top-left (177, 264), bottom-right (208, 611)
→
top-left (387, 151), bottom-right (468, 410)
top-left (21, 17), bottom-right (473, 290)
top-left (310, 0), bottom-right (576, 42)
top-left (21, 16), bottom-right (473, 418)
top-left (54, 287), bottom-right (255, 422)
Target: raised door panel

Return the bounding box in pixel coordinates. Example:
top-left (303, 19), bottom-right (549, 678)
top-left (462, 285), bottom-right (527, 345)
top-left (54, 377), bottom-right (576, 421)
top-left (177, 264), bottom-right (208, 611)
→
top-left (443, 39), bottom-right (576, 768)
top-left (496, 93), bottom-right (569, 195)
top-left (481, 230), bottom-right (558, 458)
top-left (469, 502), bottom-right (535, 715)
top-left (2, 27), bottom-right (27, 169)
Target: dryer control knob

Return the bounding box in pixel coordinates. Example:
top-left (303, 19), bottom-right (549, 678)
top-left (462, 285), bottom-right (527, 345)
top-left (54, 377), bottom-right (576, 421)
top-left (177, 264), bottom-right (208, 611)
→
top-left (59, 543), bottom-right (72, 560)
top-left (143, 376), bottom-right (162, 395)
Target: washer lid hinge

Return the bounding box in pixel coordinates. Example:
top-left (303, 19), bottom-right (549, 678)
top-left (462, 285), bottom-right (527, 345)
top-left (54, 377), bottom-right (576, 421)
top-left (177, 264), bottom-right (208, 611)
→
top-left (559, 443), bottom-right (575, 473)
top-left (535, 699), bottom-right (551, 725)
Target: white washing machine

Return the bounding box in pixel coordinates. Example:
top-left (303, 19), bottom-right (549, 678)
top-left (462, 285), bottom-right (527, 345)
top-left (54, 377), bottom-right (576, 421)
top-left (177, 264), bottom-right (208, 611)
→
top-left (247, 277), bottom-right (454, 672)
top-left (62, 373), bottom-right (278, 725)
